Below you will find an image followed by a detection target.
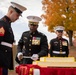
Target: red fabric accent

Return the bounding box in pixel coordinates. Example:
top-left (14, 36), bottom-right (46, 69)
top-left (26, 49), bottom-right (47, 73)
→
top-left (16, 64), bottom-right (76, 75)
top-left (40, 67), bottom-right (76, 75)
top-left (0, 68), bottom-right (2, 75)
top-left (15, 64), bottom-right (41, 75)
top-left (15, 65), bottom-right (20, 73)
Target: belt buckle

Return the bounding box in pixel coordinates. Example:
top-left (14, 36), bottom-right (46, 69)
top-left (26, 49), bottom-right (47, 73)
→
top-left (60, 50), bottom-right (62, 54)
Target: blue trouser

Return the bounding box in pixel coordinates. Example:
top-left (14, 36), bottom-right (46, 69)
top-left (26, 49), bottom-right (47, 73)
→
top-left (2, 68), bottom-right (8, 75)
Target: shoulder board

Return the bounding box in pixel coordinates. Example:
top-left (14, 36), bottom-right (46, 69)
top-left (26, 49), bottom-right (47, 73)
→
top-left (38, 32), bottom-right (45, 36)
top-left (23, 31), bottom-right (29, 34)
top-left (0, 18), bottom-right (7, 23)
top-left (62, 38), bottom-right (68, 41)
top-left (51, 38), bottom-right (56, 41)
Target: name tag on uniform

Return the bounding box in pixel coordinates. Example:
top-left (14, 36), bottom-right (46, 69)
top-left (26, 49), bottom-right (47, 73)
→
top-left (62, 41), bottom-right (67, 46)
top-left (32, 37), bottom-right (40, 45)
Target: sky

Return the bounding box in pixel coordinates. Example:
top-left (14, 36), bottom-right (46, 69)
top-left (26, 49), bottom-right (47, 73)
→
top-left (0, 0), bottom-right (68, 44)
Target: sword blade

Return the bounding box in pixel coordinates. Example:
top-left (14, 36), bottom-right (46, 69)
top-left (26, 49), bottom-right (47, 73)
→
top-left (23, 56), bottom-right (31, 58)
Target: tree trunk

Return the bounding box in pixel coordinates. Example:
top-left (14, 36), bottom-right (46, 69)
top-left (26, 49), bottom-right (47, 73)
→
top-left (67, 30), bottom-right (73, 46)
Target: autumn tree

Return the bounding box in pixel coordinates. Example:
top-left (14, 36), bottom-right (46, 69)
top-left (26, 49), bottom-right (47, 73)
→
top-left (41, 0), bottom-right (76, 46)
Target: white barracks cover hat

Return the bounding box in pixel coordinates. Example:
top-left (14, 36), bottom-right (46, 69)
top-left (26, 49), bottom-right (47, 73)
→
top-left (54, 26), bottom-right (65, 31)
top-left (27, 16), bottom-right (42, 25)
top-left (11, 2), bottom-right (27, 14)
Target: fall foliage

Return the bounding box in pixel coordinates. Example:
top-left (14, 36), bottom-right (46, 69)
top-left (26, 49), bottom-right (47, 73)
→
top-left (41, 0), bottom-right (76, 46)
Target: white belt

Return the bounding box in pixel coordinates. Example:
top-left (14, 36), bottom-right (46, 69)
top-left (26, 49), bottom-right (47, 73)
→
top-left (1, 42), bottom-right (12, 48)
top-left (53, 51), bottom-right (66, 54)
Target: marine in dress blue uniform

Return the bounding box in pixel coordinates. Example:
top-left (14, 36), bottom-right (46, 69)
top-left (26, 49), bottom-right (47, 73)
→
top-left (0, 2), bottom-right (27, 75)
top-left (49, 26), bottom-right (69, 57)
top-left (16, 16), bottom-right (48, 64)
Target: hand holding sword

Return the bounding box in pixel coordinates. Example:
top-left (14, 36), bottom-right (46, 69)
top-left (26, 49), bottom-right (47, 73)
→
top-left (17, 52), bottom-right (39, 61)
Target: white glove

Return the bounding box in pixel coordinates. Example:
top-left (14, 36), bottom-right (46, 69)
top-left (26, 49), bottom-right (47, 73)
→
top-left (17, 52), bottom-right (23, 61)
top-left (31, 54), bottom-right (39, 61)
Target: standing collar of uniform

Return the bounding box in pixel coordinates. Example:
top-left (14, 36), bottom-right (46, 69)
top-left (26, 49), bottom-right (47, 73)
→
top-left (56, 37), bottom-right (62, 40)
top-left (29, 30), bottom-right (38, 35)
top-left (3, 16), bottom-right (11, 23)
